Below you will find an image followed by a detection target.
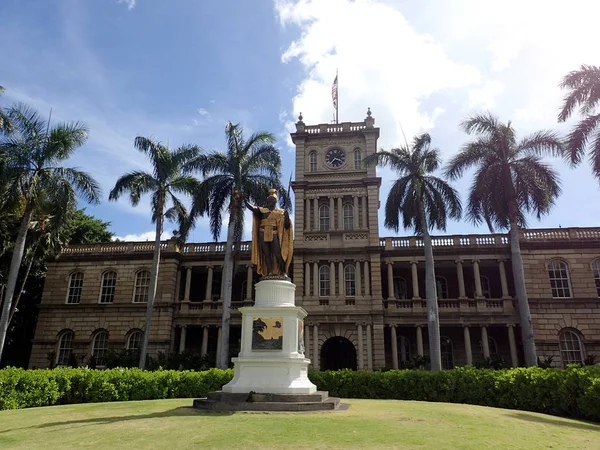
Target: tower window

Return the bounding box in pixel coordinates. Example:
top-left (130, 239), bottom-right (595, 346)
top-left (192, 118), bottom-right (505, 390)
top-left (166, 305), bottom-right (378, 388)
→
top-left (354, 149), bottom-right (362, 169)
top-left (319, 205), bottom-right (330, 231)
top-left (309, 151), bottom-right (317, 173)
top-left (344, 264), bottom-right (356, 296)
top-left (319, 265), bottom-right (330, 297)
top-left (343, 203), bottom-right (354, 230)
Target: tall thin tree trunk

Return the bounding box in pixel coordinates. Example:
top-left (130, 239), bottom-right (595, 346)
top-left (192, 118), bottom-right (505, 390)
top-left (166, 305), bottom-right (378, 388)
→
top-left (0, 202), bottom-right (34, 362)
top-left (138, 204), bottom-right (163, 369)
top-left (419, 204), bottom-right (441, 371)
top-left (509, 219), bottom-right (537, 366)
top-left (218, 200), bottom-right (237, 370)
top-left (9, 255), bottom-right (35, 324)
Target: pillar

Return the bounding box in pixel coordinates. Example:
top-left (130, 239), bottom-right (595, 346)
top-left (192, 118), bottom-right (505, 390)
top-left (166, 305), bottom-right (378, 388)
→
top-left (410, 261), bottom-right (420, 299)
top-left (174, 267), bottom-right (182, 301)
top-left (357, 323), bottom-right (364, 370)
top-left (330, 261), bottom-right (336, 297)
top-left (313, 262), bottom-right (319, 297)
top-left (201, 326), bottom-right (209, 356)
top-left (463, 326), bottom-right (472, 365)
top-left (481, 326), bottom-right (490, 359)
top-left (361, 196), bottom-right (367, 229)
top-left (313, 324), bottom-right (319, 370)
top-left (305, 262), bottom-right (311, 297)
top-left (338, 261), bottom-right (345, 297)
top-left (305, 198), bottom-right (311, 231)
top-left (364, 261), bottom-right (370, 296)
top-left (473, 260), bottom-right (483, 298)
top-left (507, 324), bottom-right (518, 367)
top-left (179, 325), bottom-right (187, 353)
top-left (216, 326), bottom-right (222, 364)
top-left (337, 197), bottom-right (343, 230)
top-left (184, 267), bottom-right (192, 301)
top-left (245, 265), bottom-right (253, 301)
top-left (499, 259), bottom-right (509, 298)
top-left (329, 197), bottom-right (335, 230)
top-left (391, 325), bottom-right (398, 369)
top-left (355, 260), bottom-right (362, 297)
top-left (366, 324), bottom-right (373, 371)
top-left (456, 260), bottom-right (466, 299)
top-left (313, 197), bottom-right (319, 231)
top-left (387, 261), bottom-right (394, 300)
top-left (204, 265), bottom-right (213, 301)
top-left (416, 325), bottom-right (423, 356)
top-left (353, 195), bottom-right (359, 229)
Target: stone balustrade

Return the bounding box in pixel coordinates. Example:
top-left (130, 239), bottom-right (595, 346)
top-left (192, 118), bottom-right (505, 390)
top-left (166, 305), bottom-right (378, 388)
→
top-left (384, 298), bottom-right (513, 314)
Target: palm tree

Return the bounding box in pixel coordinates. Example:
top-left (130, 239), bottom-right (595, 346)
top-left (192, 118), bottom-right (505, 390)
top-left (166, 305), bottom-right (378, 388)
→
top-left (184, 122), bottom-right (289, 370)
top-left (109, 137), bottom-right (200, 369)
top-left (444, 112), bottom-right (563, 367)
top-left (558, 64), bottom-right (600, 183)
top-left (364, 133), bottom-right (461, 371)
top-left (0, 103), bottom-right (101, 362)
top-left (0, 85), bottom-right (12, 133)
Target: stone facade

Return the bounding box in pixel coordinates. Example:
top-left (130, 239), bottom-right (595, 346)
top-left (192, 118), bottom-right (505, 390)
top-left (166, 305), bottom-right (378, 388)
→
top-left (30, 113), bottom-right (600, 370)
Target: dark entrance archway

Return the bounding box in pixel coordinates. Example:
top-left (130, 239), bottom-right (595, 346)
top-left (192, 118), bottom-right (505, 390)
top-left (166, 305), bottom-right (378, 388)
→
top-left (321, 337), bottom-right (357, 370)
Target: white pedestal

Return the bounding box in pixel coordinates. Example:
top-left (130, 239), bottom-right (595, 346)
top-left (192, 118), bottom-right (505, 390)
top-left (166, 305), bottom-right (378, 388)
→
top-left (222, 279), bottom-right (317, 394)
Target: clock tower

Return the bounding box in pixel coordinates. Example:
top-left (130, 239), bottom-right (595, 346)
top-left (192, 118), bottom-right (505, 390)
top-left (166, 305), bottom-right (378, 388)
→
top-left (290, 109), bottom-right (385, 370)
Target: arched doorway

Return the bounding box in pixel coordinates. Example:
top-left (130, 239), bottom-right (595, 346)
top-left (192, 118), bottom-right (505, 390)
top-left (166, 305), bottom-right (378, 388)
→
top-left (321, 337), bottom-right (357, 370)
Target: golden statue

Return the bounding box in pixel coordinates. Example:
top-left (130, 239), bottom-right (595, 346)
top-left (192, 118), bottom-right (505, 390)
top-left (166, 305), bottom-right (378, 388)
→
top-left (247, 189), bottom-right (293, 277)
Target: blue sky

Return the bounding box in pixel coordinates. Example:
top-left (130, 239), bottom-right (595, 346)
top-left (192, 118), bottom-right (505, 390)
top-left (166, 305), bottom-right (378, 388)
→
top-left (2, 0), bottom-right (600, 242)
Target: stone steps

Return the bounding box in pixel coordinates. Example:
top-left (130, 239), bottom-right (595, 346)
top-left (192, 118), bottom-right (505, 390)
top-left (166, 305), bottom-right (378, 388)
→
top-left (193, 391), bottom-right (342, 412)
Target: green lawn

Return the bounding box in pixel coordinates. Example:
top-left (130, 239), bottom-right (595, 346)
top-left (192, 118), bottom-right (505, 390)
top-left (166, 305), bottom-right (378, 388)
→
top-left (0, 399), bottom-right (599, 449)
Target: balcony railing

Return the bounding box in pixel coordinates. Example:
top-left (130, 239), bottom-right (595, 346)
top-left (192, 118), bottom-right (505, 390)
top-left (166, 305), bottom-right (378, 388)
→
top-left (384, 298), bottom-right (513, 314)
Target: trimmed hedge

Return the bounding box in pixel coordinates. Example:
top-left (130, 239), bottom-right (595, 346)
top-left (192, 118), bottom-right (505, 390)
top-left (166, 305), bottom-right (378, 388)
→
top-left (0, 366), bottom-right (598, 422)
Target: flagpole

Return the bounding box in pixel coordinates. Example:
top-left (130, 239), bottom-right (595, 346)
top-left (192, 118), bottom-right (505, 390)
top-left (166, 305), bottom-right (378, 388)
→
top-left (335, 69), bottom-right (339, 124)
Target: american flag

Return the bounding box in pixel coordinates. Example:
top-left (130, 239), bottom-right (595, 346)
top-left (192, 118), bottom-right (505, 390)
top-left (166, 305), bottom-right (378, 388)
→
top-left (332, 74), bottom-right (338, 109)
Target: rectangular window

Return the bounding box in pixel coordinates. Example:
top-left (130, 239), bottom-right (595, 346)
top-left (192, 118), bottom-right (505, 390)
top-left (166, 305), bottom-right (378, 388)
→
top-left (67, 273), bottom-right (84, 304)
top-left (99, 272), bottom-right (117, 303)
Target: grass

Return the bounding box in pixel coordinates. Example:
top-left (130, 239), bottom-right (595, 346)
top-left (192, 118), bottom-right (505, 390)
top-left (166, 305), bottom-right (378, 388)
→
top-left (0, 399), bottom-right (599, 449)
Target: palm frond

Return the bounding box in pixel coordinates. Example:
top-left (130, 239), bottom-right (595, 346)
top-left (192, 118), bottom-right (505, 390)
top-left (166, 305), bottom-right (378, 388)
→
top-left (46, 122), bottom-right (89, 162)
top-left (108, 171), bottom-right (158, 206)
top-left (51, 167), bottom-right (101, 204)
top-left (563, 113), bottom-right (600, 166)
top-left (460, 112), bottom-right (500, 137)
top-left (517, 130), bottom-right (563, 157)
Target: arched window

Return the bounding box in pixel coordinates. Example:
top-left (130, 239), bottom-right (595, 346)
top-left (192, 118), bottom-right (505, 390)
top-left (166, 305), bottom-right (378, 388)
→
top-left (354, 149), bottom-right (362, 169)
top-left (479, 337), bottom-right (499, 358)
top-left (133, 270), bottom-right (151, 303)
top-left (441, 336), bottom-right (454, 370)
top-left (66, 272), bottom-right (84, 304)
top-left (99, 271), bottom-right (117, 303)
top-left (319, 265), bottom-right (330, 297)
top-left (592, 259), bottom-right (600, 297)
top-left (481, 276), bottom-right (491, 298)
top-left (559, 329), bottom-right (585, 366)
top-left (92, 331), bottom-right (109, 366)
top-left (309, 151), bottom-right (317, 173)
top-left (397, 335), bottom-right (411, 365)
top-left (126, 330), bottom-right (143, 350)
top-left (319, 205), bottom-right (329, 231)
top-left (343, 203), bottom-right (354, 230)
top-left (393, 277), bottom-right (407, 300)
top-left (436, 276), bottom-right (449, 299)
top-left (548, 260), bottom-right (572, 298)
top-left (345, 264), bottom-right (356, 297)
top-left (56, 330), bottom-right (74, 366)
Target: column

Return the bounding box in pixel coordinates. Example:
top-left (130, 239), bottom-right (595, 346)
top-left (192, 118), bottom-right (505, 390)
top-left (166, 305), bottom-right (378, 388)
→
top-left (355, 260), bottom-right (362, 297)
top-left (473, 260), bottom-right (483, 298)
top-left (338, 261), bottom-right (345, 298)
top-left (220, 266), bottom-right (225, 301)
top-left (201, 326), bottom-right (209, 356)
top-left (304, 262), bottom-right (311, 297)
top-left (463, 326), bottom-right (472, 365)
top-left (216, 326), bottom-right (222, 364)
top-left (507, 324), bottom-right (519, 367)
top-left (313, 262), bottom-right (319, 297)
top-left (364, 261), bottom-right (370, 296)
top-left (305, 198), bottom-right (311, 231)
top-left (353, 195), bottom-right (359, 229)
top-left (337, 197), bottom-right (343, 230)
top-left (391, 325), bottom-right (398, 369)
top-left (204, 265), bottom-right (213, 301)
top-left (174, 268), bottom-right (182, 301)
top-left (179, 325), bottom-right (187, 353)
top-left (330, 261), bottom-right (336, 297)
top-left (313, 197), bottom-right (319, 231)
top-left (361, 196), bottom-right (367, 229)
top-left (313, 324), bottom-right (319, 370)
top-left (387, 261), bottom-right (394, 299)
top-left (481, 326), bottom-right (490, 359)
top-left (329, 197), bottom-right (335, 230)
top-left (184, 267), bottom-right (192, 301)
top-left (245, 265), bottom-right (253, 301)
top-left (366, 324), bottom-right (373, 371)
top-left (416, 325), bottom-right (424, 356)
top-left (498, 259), bottom-right (509, 298)
top-left (357, 323), bottom-right (364, 370)
top-left (410, 261), bottom-right (420, 299)
top-left (305, 324), bottom-right (310, 359)
top-left (456, 260), bottom-right (466, 299)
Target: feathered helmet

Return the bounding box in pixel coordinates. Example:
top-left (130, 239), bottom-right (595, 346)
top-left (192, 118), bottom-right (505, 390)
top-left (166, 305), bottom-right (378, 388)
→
top-left (268, 188), bottom-right (278, 200)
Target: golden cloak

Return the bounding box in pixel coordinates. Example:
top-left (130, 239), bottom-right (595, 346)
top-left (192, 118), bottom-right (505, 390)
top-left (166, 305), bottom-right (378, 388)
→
top-left (251, 207), bottom-right (293, 276)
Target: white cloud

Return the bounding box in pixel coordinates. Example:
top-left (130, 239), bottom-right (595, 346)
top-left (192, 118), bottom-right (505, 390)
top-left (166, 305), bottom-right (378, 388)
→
top-left (197, 108), bottom-right (209, 116)
top-left (467, 80), bottom-right (505, 110)
top-left (117, 0), bottom-right (136, 10)
top-left (114, 229), bottom-right (172, 242)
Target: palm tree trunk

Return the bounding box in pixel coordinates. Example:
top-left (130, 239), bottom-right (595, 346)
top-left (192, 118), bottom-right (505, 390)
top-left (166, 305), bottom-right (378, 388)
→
top-left (9, 255), bottom-right (35, 324)
top-left (218, 199), bottom-right (237, 370)
top-left (138, 203), bottom-right (163, 369)
top-left (0, 202), bottom-right (34, 362)
top-left (419, 204), bottom-right (441, 371)
top-left (509, 218), bottom-right (537, 366)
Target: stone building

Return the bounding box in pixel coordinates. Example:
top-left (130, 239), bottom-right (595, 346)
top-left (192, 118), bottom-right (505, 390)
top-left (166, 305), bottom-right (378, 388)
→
top-left (29, 112), bottom-right (600, 370)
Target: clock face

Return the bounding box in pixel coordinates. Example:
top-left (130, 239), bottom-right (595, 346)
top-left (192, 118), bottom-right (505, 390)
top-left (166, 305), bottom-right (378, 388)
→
top-left (325, 148), bottom-right (346, 168)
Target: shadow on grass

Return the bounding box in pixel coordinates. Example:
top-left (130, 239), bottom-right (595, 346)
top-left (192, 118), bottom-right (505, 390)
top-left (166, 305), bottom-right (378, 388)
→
top-left (507, 412), bottom-right (600, 432)
top-left (0, 406), bottom-right (234, 434)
